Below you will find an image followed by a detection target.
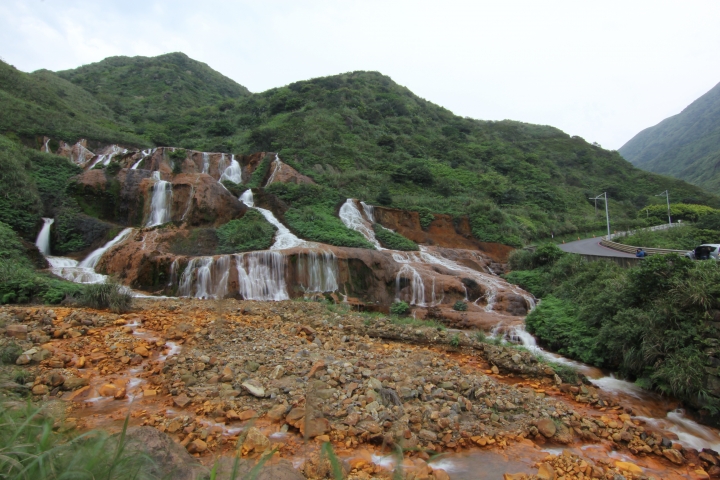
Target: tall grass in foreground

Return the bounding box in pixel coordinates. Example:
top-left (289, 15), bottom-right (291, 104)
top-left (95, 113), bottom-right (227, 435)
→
top-left (0, 404), bottom-right (153, 480)
top-left (80, 281), bottom-right (132, 313)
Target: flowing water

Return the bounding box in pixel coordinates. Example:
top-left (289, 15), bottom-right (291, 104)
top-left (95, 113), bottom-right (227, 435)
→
top-left (297, 250), bottom-right (339, 293)
top-left (131, 148), bottom-right (157, 170)
top-left (239, 189), bottom-right (308, 250)
top-left (35, 218), bottom-right (54, 255)
top-left (78, 228), bottom-right (134, 269)
top-left (146, 172), bottom-right (173, 227)
top-left (71, 142), bottom-right (93, 166)
top-left (202, 152), bottom-right (210, 174)
top-left (235, 251), bottom-right (290, 301)
top-left (177, 256), bottom-right (232, 299)
top-left (339, 199), bottom-right (383, 249)
top-left (43, 138), bottom-right (50, 153)
top-left (219, 154), bottom-right (242, 184)
top-left (88, 145), bottom-right (124, 169)
top-left (265, 154), bottom-right (282, 186)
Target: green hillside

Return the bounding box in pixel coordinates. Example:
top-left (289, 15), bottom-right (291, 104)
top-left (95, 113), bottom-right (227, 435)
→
top-left (619, 81), bottom-right (720, 191)
top-left (2, 53), bottom-right (718, 247)
top-left (55, 52), bottom-right (250, 146)
top-left (0, 60), bottom-right (147, 147)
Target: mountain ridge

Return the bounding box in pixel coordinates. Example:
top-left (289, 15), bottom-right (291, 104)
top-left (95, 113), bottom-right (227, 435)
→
top-left (619, 80), bottom-right (720, 191)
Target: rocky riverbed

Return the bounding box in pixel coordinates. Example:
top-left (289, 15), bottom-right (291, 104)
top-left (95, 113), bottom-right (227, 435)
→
top-left (1, 299), bottom-right (718, 479)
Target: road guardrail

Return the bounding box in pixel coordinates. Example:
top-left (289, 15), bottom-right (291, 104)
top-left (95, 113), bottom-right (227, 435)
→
top-left (599, 239), bottom-right (687, 256)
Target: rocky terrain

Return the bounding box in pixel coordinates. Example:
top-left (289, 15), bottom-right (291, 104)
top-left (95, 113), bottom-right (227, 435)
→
top-left (1, 299), bottom-right (717, 479)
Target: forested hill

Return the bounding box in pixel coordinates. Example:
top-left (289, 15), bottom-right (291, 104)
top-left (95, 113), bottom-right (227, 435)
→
top-left (619, 80), bottom-right (720, 192)
top-left (2, 53), bottom-right (718, 246)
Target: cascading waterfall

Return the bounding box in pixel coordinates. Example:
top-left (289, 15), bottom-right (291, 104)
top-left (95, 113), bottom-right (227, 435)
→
top-left (297, 251), bottom-right (339, 293)
top-left (265, 154), bottom-right (282, 186)
top-left (235, 251), bottom-right (289, 300)
top-left (339, 199), bottom-right (382, 249)
top-left (239, 190), bottom-right (307, 250)
top-left (360, 201), bottom-right (375, 223)
top-left (132, 148), bottom-right (157, 170)
top-left (35, 218), bottom-right (54, 256)
top-left (88, 145), bottom-right (124, 169)
top-left (72, 142), bottom-right (92, 166)
top-left (392, 252), bottom-right (426, 306)
top-left (79, 228), bottom-right (134, 269)
top-left (43, 138), bottom-right (50, 153)
top-left (177, 256), bottom-right (231, 299)
top-left (202, 152), bottom-right (210, 174)
top-left (169, 259), bottom-right (179, 287)
top-left (146, 172), bottom-right (173, 227)
top-left (219, 154), bottom-right (242, 184)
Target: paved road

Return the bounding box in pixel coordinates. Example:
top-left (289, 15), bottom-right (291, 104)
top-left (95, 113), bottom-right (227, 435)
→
top-left (558, 237), bottom-right (635, 257)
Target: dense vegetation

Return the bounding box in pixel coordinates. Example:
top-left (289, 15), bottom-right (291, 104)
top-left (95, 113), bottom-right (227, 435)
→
top-left (505, 244), bottom-right (720, 414)
top-left (2, 53), bottom-right (713, 246)
top-left (620, 80), bottom-right (720, 192)
top-left (216, 210), bottom-right (277, 253)
top-left (266, 183), bottom-right (375, 249)
top-left (372, 223), bottom-right (419, 251)
top-left (613, 206), bottom-right (720, 250)
top-left (0, 221), bottom-right (83, 304)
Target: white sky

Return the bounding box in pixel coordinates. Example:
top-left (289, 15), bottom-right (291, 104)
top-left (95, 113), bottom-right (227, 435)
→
top-left (2, 0), bottom-right (719, 150)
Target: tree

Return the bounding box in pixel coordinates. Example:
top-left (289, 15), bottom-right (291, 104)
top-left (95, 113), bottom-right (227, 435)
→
top-left (376, 186), bottom-right (392, 206)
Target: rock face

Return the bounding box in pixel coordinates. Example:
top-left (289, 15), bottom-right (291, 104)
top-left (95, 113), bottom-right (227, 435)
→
top-left (117, 427), bottom-right (207, 480)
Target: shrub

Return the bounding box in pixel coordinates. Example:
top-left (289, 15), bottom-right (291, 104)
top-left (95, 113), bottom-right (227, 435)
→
top-left (216, 210), bottom-right (276, 253)
top-left (168, 148), bottom-right (186, 160)
top-left (0, 342), bottom-right (22, 364)
top-left (390, 301), bottom-right (410, 315)
top-left (450, 333), bottom-right (460, 348)
top-left (372, 224), bottom-right (418, 251)
top-left (452, 300), bottom-right (467, 311)
top-left (80, 282), bottom-right (133, 313)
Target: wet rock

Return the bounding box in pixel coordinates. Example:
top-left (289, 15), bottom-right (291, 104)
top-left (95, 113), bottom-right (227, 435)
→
top-left (32, 384), bottom-right (49, 395)
top-left (418, 429), bottom-right (438, 442)
top-left (242, 379), bottom-right (265, 397)
top-left (663, 448), bottom-right (685, 464)
top-left (99, 384), bottom-right (118, 397)
top-left (114, 388), bottom-right (127, 400)
top-left (173, 393), bottom-right (191, 408)
top-left (267, 404), bottom-right (287, 422)
top-left (537, 462), bottom-right (555, 480)
top-left (187, 439), bottom-right (207, 454)
top-left (15, 354), bottom-right (31, 365)
top-left (301, 417), bottom-right (330, 438)
top-left (614, 461), bottom-right (643, 475)
top-left (242, 427), bottom-right (270, 453)
top-left (536, 418), bottom-right (556, 438)
top-left (134, 346), bottom-right (150, 357)
top-left (118, 427), bottom-right (207, 480)
top-left (6, 324), bottom-right (28, 339)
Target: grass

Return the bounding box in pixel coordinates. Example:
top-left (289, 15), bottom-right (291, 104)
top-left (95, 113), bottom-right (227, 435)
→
top-left (216, 210), bottom-right (277, 253)
top-left (0, 405), bottom-right (154, 480)
top-left (372, 224), bottom-right (418, 251)
top-left (389, 315), bottom-right (445, 330)
top-left (79, 281), bottom-right (133, 313)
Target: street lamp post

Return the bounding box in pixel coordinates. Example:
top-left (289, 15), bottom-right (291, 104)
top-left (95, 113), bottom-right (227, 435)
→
top-left (655, 190), bottom-right (672, 225)
top-left (589, 193), bottom-right (611, 238)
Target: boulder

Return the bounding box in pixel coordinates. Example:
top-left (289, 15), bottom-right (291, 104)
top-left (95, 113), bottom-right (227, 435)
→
top-left (663, 448), bottom-right (685, 465)
top-left (536, 418), bottom-right (556, 438)
top-left (6, 324), bottom-right (28, 339)
top-left (242, 379), bottom-right (265, 397)
top-left (242, 427), bottom-right (270, 453)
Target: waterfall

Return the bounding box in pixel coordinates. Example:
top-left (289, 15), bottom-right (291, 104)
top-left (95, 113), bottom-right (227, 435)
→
top-left (298, 251), bottom-right (339, 293)
top-left (47, 257), bottom-right (106, 284)
top-left (88, 145), bottom-right (124, 169)
top-left (360, 201), bottom-right (375, 222)
top-left (239, 189), bottom-right (307, 250)
top-left (72, 142), bottom-right (93, 166)
top-left (169, 259), bottom-right (179, 287)
top-left (265, 154), bottom-right (282, 186)
top-left (43, 138), bottom-right (50, 153)
top-left (235, 251), bottom-right (289, 300)
top-left (35, 218), bottom-right (54, 255)
top-left (239, 190), bottom-right (254, 207)
top-left (79, 228), bottom-right (133, 269)
top-left (395, 263), bottom-right (426, 306)
top-left (177, 255), bottom-right (231, 299)
top-left (339, 199), bottom-right (382, 249)
top-left (146, 172), bottom-right (173, 227)
top-left (131, 148), bottom-right (157, 170)
top-left (202, 152), bottom-right (210, 174)
top-left (220, 154), bottom-right (243, 184)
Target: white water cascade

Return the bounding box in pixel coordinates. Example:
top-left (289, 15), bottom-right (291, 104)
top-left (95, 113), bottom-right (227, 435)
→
top-left (88, 145), bottom-right (124, 169)
top-left (239, 189), bottom-right (307, 250)
top-left (339, 199), bottom-right (382, 249)
top-left (146, 172), bottom-right (173, 227)
top-left (79, 228), bottom-right (133, 269)
top-left (220, 154), bottom-right (243, 184)
top-left (265, 154), bottom-right (282, 186)
top-left (177, 256), bottom-right (232, 299)
top-left (131, 148), bottom-right (157, 170)
top-left (392, 252), bottom-right (426, 306)
top-left (235, 251), bottom-right (289, 300)
top-left (360, 201), bottom-right (375, 222)
top-left (202, 152), bottom-right (210, 174)
top-left (35, 218), bottom-right (54, 256)
top-left (297, 251), bottom-right (339, 293)
top-left (71, 142), bottom-right (93, 166)
top-left (43, 138), bottom-right (50, 153)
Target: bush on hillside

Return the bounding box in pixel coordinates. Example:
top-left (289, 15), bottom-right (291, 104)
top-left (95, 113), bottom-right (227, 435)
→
top-left (452, 301), bottom-right (467, 311)
top-left (80, 282), bottom-right (133, 313)
top-left (216, 210), bottom-right (277, 253)
top-left (372, 224), bottom-right (418, 251)
top-left (390, 301), bottom-right (410, 315)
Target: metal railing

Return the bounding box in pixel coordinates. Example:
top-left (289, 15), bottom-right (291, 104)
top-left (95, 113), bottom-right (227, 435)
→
top-left (599, 239), bottom-right (687, 256)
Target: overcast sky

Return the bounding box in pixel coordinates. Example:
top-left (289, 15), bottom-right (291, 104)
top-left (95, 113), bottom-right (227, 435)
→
top-left (2, 0), bottom-right (719, 150)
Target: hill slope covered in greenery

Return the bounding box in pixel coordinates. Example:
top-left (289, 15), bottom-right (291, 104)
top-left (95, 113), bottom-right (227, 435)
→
top-left (2, 53), bottom-right (718, 246)
top-left (619, 80), bottom-right (720, 192)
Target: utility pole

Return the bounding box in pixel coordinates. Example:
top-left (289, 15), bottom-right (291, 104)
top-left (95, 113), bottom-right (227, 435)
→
top-left (589, 193), bottom-right (611, 238)
top-left (655, 190), bottom-right (671, 225)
